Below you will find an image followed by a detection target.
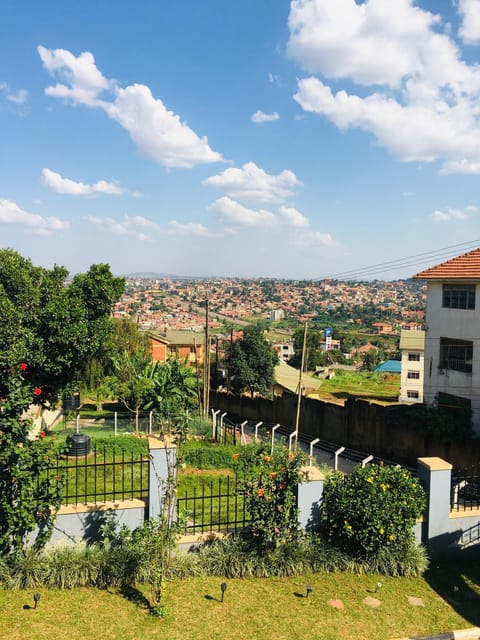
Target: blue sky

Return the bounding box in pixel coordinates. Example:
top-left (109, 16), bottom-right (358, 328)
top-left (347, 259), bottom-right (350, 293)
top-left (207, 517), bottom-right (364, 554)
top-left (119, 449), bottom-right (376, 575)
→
top-left (1, 0), bottom-right (480, 280)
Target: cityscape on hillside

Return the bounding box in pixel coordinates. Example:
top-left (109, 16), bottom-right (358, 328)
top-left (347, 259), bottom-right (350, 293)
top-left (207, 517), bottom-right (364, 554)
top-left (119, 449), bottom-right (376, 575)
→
top-left (114, 277), bottom-right (426, 338)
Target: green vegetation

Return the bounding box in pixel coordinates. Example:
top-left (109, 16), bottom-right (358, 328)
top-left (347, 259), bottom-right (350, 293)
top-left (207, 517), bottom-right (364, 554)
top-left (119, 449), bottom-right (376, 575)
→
top-left (225, 324), bottom-right (277, 397)
top-left (1, 556), bottom-right (479, 640)
top-left (322, 464), bottom-right (426, 558)
top-left (318, 370), bottom-right (400, 400)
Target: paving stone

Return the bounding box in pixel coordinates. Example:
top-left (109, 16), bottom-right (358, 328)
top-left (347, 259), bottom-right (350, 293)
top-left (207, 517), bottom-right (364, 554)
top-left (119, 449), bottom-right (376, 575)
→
top-left (363, 596), bottom-right (381, 608)
top-left (407, 596), bottom-right (425, 607)
top-left (327, 598), bottom-right (345, 610)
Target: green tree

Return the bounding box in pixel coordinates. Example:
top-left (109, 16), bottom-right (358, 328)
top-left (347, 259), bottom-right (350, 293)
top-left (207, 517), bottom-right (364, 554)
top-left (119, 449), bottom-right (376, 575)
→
top-left (226, 324), bottom-right (278, 397)
top-left (81, 317), bottom-right (150, 394)
top-left (0, 364), bottom-right (62, 557)
top-left (289, 328), bottom-right (321, 371)
top-left (0, 250), bottom-right (125, 402)
top-left (106, 349), bottom-right (156, 432)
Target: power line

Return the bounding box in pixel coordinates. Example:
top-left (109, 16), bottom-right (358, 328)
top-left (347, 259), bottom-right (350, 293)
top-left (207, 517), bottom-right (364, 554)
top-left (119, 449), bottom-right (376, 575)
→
top-left (319, 239), bottom-right (480, 281)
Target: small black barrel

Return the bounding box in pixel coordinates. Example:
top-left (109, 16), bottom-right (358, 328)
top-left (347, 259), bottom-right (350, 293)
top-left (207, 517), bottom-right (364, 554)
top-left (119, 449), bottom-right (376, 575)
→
top-left (66, 433), bottom-right (91, 457)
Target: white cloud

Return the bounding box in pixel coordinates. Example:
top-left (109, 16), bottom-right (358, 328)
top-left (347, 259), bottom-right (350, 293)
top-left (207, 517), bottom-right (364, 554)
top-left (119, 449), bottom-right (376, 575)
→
top-left (440, 159), bottom-right (480, 175)
top-left (288, 0), bottom-right (480, 174)
top-left (42, 168), bottom-right (125, 195)
top-left (278, 205), bottom-right (309, 227)
top-left (38, 46), bottom-right (224, 169)
top-left (209, 196), bottom-right (276, 228)
top-left (430, 207), bottom-right (471, 221)
top-left (287, 0), bottom-right (441, 87)
top-left (167, 221), bottom-right (215, 237)
top-left (292, 230), bottom-right (334, 247)
top-left (84, 213), bottom-right (159, 239)
top-left (0, 199), bottom-right (69, 235)
top-left (458, 0), bottom-right (480, 44)
top-left (203, 162), bottom-right (302, 204)
top-left (0, 82), bottom-right (28, 104)
top-left (251, 110), bottom-right (280, 123)
top-left (268, 72), bottom-right (281, 86)
top-left (38, 45), bottom-right (111, 106)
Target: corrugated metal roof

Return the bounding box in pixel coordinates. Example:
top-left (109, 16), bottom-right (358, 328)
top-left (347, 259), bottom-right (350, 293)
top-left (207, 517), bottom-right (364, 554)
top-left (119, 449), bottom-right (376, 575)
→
top-left (274, 361), bottom-right (322, 394)
top-left (165, 330), bottom-right (205, 345)
top-left (413, 248), bottom-right (480, 280)
top-left (399, 329), bottom-right (425, 351)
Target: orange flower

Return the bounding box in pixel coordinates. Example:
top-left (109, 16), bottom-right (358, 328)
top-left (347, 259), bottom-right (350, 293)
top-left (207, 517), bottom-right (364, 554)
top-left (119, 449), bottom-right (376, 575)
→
top-left (264, 455), bottom-right (271, 463)
top-left (257, 488), bottom-right (265, 497)
top-left (232, 453), bottom-right (239, 461)
top-left (270, 471), bottom-right (277, 478)
top-left (39, 431), bottom-right (46, 439)
top-left (288, 452), bottom-right (294, 460)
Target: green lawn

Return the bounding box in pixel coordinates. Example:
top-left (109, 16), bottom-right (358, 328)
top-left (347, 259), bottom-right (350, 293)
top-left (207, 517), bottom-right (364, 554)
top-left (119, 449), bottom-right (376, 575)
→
top-left (3, 559), bottom-right (479, 640)
top-left (318, 370), bottom-right (400, 401)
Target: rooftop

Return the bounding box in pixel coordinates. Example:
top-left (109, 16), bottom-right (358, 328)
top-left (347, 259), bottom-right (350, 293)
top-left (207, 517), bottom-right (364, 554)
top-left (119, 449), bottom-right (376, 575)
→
top-left (413, 248), bottom-right (480, 280)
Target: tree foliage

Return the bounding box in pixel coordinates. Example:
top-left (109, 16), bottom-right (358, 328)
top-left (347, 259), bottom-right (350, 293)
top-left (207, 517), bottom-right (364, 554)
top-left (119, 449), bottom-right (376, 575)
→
top-left (233, 444), bottom-right (307, 551)
top-left (0, 250), bottom-right (125, 402)
top-left (0, 365), bottom-right (63, 557)
top-left (321, 464), bottom-right (426, 557)
top-left (226, 324), bottom-right (277, 397)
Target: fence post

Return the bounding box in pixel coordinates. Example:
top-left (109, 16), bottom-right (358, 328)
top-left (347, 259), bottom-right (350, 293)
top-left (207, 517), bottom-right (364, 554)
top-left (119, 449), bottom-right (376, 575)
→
top-left (148, 436), bottom-right (177, 520)
top-left (417, 457), bottom-right (452, 553)
top-left (297, 466), bottom-right (325, 531)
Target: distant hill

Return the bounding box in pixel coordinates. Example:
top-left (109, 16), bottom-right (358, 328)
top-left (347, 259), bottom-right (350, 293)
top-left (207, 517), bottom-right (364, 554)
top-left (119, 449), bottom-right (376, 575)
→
top-left (122, 272), bottom-right (205, 280)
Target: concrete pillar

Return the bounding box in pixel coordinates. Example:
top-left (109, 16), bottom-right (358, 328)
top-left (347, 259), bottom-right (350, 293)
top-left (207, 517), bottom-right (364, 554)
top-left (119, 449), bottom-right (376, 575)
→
top-left (148, 436), bottom-right (177, 520)
top-left (417, 456), bottom-right (452, 553)
top-left (297, 466), bottom-right (325, 532)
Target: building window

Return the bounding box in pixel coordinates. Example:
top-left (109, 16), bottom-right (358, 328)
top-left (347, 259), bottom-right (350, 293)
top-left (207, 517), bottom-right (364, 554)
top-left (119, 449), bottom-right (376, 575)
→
top-left (407, 391), bottom-right (419, 399)
top-left (407, 370), bottom-right (420, 379)
top-left (408, 353), bottom-right (420, 361)
top-left (439, 338), bottom-right (473, 373)
top-left (442, 284), bottom-right (475, 310)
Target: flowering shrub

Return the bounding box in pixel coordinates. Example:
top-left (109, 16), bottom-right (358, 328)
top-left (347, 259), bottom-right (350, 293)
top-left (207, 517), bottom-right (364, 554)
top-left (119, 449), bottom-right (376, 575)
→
top-left (0, 365), bottom-right (63, 557)
top-left (321, 463), bottom-right (426, 556)
top-left (234, 444), bottom-right (307, 551)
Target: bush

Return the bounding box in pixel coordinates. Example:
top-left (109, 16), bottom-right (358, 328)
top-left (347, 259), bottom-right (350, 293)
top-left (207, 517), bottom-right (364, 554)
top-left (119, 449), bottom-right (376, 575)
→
top-left (179, 440), bottom-right (249, 470)
top-left (321, 464), bottom-right (426, 557)
top-left (90, 435), bottom-right (148, 458)
top-left (234, 444), bottom-right (308, 551)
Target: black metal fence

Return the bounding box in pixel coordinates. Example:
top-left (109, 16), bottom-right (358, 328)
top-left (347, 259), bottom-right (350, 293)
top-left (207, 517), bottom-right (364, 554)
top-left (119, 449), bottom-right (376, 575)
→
top-left (176, 472), bottom-right (250, 535)
top-left (451, 467), bottom-right (480, 511)
top-left (47, 447), bottom-right (149, 505)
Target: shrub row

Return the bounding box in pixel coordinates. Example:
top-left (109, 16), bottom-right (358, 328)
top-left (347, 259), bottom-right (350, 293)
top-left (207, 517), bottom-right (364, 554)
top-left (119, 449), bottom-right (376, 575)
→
top-left (0, 532), bottom-right (428, 590)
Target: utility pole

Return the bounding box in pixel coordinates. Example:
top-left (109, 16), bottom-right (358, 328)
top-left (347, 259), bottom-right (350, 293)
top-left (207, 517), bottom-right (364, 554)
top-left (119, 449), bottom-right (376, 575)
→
top-left (294, 321), bottom-right (308, 439)
top-left (203, 297), bottom-right (210, 419)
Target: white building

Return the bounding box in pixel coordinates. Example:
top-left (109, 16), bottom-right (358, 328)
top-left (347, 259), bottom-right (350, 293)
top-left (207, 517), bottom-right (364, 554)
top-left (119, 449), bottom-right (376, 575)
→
top-left (414, 249), bottom-right (480, 432)
top-left (399, 329), bottom-right (425, 402)
top-left (270, 309), bottom-right (285, 322)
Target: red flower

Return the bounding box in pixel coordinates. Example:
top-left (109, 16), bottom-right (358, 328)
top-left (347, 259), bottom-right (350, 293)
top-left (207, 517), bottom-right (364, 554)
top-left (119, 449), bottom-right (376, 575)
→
top-left (39, 431), bottom-right (46, 439)
top-left (257, 488), bottom-right (265, 497)
top-left (55, 475), bottom-right (60, 482)
top-left (34, 387), bottom-right (42, 396)
top-left (20, 363), bottom-right (27, 372)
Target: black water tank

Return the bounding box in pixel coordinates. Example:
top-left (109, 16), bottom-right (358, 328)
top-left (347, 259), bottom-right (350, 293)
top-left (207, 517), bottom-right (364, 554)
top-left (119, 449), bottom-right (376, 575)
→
top-left (66, 433), bottom-right (91, 457)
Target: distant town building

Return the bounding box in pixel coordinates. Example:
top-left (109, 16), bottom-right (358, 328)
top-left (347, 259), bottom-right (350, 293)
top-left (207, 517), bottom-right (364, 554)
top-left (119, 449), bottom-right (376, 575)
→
top-left (398, 329), bottom-right (425, 403)
top-left (270, 309), bottom-right (285, 321)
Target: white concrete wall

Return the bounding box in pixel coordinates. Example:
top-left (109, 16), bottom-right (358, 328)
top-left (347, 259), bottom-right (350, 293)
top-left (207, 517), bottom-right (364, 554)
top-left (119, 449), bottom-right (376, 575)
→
top-left (423, 281), bottom-right (480, 431)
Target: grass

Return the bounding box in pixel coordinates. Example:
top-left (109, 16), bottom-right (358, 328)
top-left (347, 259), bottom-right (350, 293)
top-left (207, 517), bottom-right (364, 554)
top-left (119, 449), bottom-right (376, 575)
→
top-left (177, 468), bottom-right (248, 531)
top-left (318, 370), bottom-right (401, 401)
top-left (2, 559), bottom-right (479, 640)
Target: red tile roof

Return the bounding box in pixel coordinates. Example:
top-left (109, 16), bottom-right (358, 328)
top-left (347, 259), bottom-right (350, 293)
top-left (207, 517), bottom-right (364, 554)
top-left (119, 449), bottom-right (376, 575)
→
top-left (413, 248), bottom-right (480, 280)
